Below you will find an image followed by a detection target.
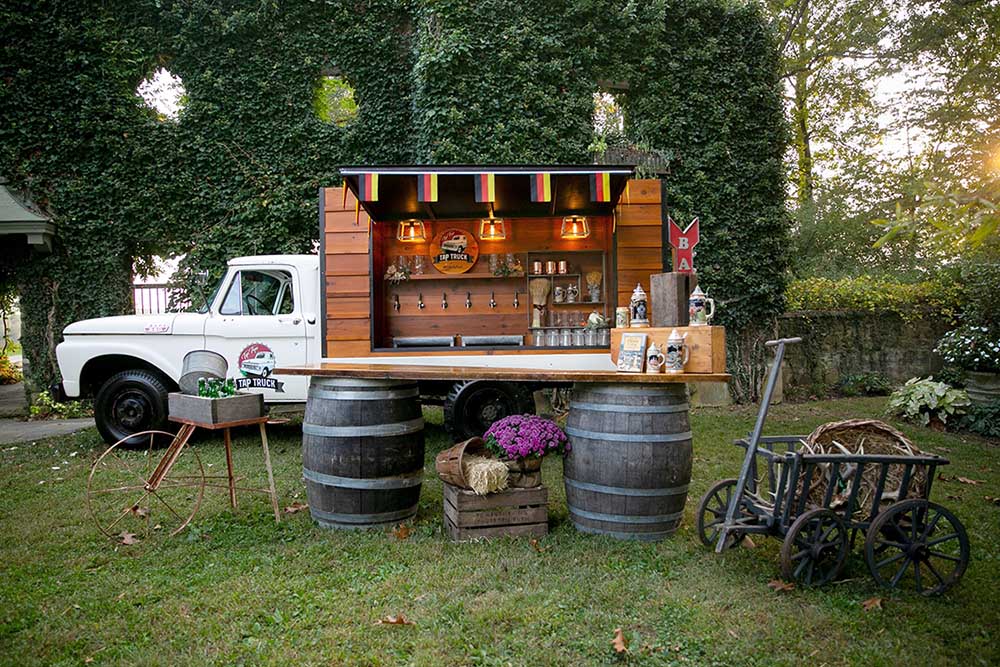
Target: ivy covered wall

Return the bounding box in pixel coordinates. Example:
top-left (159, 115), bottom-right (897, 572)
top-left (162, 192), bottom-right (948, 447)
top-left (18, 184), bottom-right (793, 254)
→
top-left (1, 0), bottom-right (787, 401)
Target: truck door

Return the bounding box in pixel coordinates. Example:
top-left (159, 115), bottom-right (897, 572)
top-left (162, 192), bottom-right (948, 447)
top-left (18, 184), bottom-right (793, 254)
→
top-left (204, 266), bottom-right (309, 401)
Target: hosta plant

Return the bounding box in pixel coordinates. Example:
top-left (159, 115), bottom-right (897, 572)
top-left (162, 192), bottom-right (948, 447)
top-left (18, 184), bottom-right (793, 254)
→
top-left (886, 377), bottom-right (970, 426)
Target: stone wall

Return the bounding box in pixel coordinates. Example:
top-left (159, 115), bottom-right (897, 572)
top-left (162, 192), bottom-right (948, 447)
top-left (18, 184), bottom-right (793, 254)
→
top-left (778, 311), bottom-right (952, 394)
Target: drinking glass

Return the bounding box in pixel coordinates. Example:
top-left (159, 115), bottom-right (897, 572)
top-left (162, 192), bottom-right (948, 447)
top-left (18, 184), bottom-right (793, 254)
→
top-left (560, 328), bottom-right (572, 347)
top-left (412, 255), bottom-right (425, 275)
top-left (546, 329), bottom-right (559, 347)
top-left (572, 329), bottom-right (585, 346)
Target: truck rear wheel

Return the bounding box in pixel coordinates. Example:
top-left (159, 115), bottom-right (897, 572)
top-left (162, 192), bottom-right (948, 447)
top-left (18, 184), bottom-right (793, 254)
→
top-left (443, 381), bottom-right (535, 442)
top-left (94, 370), bottom-right (170, 446)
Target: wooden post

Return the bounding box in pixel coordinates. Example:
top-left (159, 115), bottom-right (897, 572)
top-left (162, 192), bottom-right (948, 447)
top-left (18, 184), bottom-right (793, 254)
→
top-left (650, 272), bottom-right (697, 327)
top-left (259, 422), bottom-right (281, 523)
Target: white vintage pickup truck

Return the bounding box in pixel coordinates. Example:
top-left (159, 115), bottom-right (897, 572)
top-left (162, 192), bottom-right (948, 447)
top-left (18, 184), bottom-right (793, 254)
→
top-left (55, 254), bottom-right (555, 444)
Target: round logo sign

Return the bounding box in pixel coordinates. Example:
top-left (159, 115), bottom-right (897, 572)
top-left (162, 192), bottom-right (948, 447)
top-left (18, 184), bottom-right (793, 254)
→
top-left (238, 342), bottom-right (276, 378)
top-left (430, 228), bottom-right (479, 274)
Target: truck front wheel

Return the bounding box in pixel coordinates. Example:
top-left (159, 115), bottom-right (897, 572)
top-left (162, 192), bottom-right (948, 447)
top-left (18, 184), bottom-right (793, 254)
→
top-left (443, 381), bottom-right (535, 441)
top-left (94, 370), bottom-right (170, 446)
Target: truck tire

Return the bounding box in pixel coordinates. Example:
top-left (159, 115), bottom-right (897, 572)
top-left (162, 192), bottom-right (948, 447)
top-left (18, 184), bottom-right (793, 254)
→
top-left (443, 381), bottom-right (535, 441)
top-left (94, 369), bottom-right (170, 446)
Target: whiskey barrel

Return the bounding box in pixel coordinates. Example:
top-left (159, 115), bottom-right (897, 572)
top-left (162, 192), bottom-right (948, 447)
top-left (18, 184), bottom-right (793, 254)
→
top-left (563, 383), bottom-right (692, 541)
top-left (302, 378), bottom-right (425, 529)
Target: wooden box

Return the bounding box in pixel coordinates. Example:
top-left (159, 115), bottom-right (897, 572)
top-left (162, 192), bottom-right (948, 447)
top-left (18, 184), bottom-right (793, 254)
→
top-left (610, 326), bottom-right (726, 374)
top-left (443, 482), bottom-right (548, 541)
top-left (168, 392), bottom-right (264, 425)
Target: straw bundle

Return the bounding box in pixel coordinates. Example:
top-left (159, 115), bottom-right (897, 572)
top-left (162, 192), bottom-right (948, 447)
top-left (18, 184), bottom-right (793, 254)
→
top-left (586, 271), bottom-right (602, 289)
top-left (797, 419), bottom-right (928, 519)
top-left (529, 278), bottom-right (550, 328)
top-left (461, 455), bottom-right (509, 495)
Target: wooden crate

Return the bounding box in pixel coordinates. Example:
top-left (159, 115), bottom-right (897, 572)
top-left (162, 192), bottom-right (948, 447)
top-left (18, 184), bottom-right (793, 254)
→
top-left (443, 482), bottom-right (548, 541)
top-left (168, 392), bottom-right (264, 425)
top-left (610, 326), bottom-right (726, 374)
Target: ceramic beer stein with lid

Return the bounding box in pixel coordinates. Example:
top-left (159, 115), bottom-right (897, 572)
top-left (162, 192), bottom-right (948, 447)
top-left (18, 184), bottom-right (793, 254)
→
top-left (664, 329), bottom-right (690, 373)
top-left (646, 342), bottom-right (666, 373)
top-left (688, 285), bottom-right (715, 326)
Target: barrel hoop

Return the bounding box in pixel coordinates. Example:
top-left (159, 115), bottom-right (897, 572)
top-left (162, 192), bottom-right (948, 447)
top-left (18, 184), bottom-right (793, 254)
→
top-left (564, 426), bottom-right (692, 443)
top-left (569, 506), bottom-right (685, 524)
top-left (303, 417), bottom-right (424, 438)
top-left (570, 520), bottom-right (678, 541)
top-left (310, 505), bottom-right (417, 525)
top-left (576, 385), bottom-right (687, 399)
top-left (303, 467), bottom-right (424, 490)
top-left (564, 477), bottom-right (689, 497)
top-left (570, 401), bottom-right (689, 414)
top-left (311, 378), bottom-right (415, 389)
top-left (308, 387), bottom-right (420, 401)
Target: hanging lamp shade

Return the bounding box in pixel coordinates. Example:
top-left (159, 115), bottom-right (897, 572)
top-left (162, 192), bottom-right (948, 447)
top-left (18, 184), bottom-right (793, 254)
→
top-left (560, 215), bottom-right (590, 240)
top-left (478, 217), bottom-right (507, 241)
top-left (397, 218), bottom-right (427, 242)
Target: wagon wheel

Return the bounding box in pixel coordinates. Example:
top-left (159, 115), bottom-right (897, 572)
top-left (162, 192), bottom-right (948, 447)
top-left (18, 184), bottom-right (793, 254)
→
top-left (864, 499), bottom-right (969, 596)
top-left (780, 508), bottom-right (849, 586)
top-left (696, 478), bottom-right (755, 549)
top-left (87, 429), bottom-right (205, 540)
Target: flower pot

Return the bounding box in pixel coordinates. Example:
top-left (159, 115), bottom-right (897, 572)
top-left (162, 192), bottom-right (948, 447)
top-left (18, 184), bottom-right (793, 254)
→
top-left (504, 457), bottom-right (542, 488)
top-left (966, 371), bottom-right (1000, 406)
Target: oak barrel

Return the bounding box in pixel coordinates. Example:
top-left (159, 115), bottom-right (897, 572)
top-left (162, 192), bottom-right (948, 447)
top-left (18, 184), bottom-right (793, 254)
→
top-left (563, 383), bottom-right (692, 541)
top-left (302, 378), bottom-right (425, 529)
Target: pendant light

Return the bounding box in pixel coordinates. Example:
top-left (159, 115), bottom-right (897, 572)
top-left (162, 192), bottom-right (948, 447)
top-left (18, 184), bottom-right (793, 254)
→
top-left (478, 216), bottom-right (507, 241)
top-left (560, 215), bottom-right (590, 240)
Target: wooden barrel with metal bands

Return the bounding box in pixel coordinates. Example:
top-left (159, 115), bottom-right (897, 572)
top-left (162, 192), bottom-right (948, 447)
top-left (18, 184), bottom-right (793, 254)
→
top-left (302, 378), bottom-right (424, 529)
top-left (563, 383), bottom-right (692, 541)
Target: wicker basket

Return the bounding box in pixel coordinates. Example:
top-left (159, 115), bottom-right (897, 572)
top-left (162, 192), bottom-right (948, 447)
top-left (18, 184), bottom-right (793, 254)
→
top-left (435, 437), bottom-right (486, 489)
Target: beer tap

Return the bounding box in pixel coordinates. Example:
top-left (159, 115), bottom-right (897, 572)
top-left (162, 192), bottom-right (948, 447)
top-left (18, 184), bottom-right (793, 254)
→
top-left (393, 294), bottom-right (400, 312)
top-left (441, 292), bottom-right (448, 309)
top-left (417, 293), bottom-right (425, 310)
top-left (489, 291), bottom-right (497, 309)
top-left (513, 291), bottom-right (519, 308)
top-left (465, 292), bottom-right (472, 309)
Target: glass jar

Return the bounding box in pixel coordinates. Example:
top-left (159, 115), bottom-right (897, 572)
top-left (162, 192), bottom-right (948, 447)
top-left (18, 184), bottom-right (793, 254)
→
top-left (573, 329), bottom-right (585, 346)
top-left (599, 329), bottom-right (611, 346)
top-left (585, 329), bottom-right (597, 346)
top-left (560, 328), bottom-right (572, 347)
top-left (546, 329), bottom-right (559, 347)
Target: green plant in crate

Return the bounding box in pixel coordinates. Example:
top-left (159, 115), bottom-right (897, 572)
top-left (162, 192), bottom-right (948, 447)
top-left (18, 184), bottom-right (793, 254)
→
top-left (886, 377), bottom-right (970, 426)
top-left (839, 372), bottom-right (892, 397)
top-left (959, 401), bottom-right (1000, 438)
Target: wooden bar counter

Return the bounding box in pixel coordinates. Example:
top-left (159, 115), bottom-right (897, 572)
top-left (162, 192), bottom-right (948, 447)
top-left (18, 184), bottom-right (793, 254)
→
top-left (277, 362), bottom-right (729, 541)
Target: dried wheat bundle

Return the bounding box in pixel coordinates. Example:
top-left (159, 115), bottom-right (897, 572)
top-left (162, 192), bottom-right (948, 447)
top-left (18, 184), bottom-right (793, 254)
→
top-left (461, 455), bottom-right (509, 495)
top-left (586, 270), bottom-right (602, 288)
top-left (797, 419), bottom-right (928, 520)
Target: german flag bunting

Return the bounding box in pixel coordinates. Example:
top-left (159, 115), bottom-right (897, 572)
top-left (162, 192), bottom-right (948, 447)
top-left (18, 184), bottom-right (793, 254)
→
top-left (589, 172), bottom-right (611, 202)
top-left (416, 173), bottom-right (438, 202)
top-left (473, 173), bottom-right (495, 202)
top-left (357, 172), bottom-right (379, 201)
top-left (529, 173), bottom-right (551, 202)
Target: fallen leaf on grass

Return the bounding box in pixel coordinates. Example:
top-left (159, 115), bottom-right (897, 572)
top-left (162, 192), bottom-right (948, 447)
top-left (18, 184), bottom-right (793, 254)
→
top-left (529, 538), bottom-right (548, 553)
top-left (741, 535), bottom-right (757, 549)
top-left (118, 531), bottom-right (138, 546)
top-left (985, 496), bottom-right (1000, 506)
top-left (767, 579), bottom-right (795, 592)
top-left (957, 477), bottom-right (984, 486)
top-left (284, 501), bottom-right (308, 514)
top-left (375, 614), bottom-right (415, 626)
top-left (115, 591), bottom-right (127, 601)
top-left (129, 506), bottom-right (149, 518)
top-left (727, 629), bottom-right (739, 639)
top-left (861, 597), bottom-right (883, 612)
top-left (611, 628), bottom-right (629, 654)
top-left (938, 474), bottom-right (954, 482)
top-left (391, 523), bottom-right (412, 540)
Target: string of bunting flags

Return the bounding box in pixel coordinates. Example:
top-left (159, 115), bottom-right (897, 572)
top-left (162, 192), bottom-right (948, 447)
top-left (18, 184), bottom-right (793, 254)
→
top-left (349, 170), bottom-right (619, 204)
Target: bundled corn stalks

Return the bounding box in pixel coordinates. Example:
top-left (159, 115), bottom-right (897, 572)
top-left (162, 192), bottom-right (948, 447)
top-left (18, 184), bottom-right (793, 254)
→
top-left (461, 455), bottom-right (509, 495)
top-left (796, 419), bottom-right (928, 520)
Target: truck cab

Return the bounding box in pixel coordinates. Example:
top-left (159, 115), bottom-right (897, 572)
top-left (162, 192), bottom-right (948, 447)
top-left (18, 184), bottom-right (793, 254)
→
top-left (56, 255), bottom-right (320, 444)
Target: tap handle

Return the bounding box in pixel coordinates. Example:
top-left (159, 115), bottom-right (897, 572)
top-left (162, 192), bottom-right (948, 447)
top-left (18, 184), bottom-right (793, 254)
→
top-left (442, 292), bottom-right (448, 309)
top-left (466, 291), bottom-right (472, 309)
top-left (418, 293), bottom-right (425, 309)
top-left (513, 291), bottom-right (519, 308)
top-left (489, 291), bottom-right (497, 308)
top-left (393, 294), bottom-right (400, 312)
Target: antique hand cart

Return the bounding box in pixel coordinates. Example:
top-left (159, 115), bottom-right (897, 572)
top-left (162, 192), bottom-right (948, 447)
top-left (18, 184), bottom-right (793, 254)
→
top-left (697, 338), bottom-right (970, 595)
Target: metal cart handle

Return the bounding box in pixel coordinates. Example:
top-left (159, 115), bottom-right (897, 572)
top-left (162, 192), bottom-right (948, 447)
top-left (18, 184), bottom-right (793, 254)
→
top-left (765, 337), bottom-right (802, 347)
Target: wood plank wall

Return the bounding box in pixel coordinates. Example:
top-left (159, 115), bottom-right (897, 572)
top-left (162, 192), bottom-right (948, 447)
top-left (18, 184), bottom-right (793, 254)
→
top-left (615, 179), bottom-right (664, 311)
top-left (322, 178), bottom-right (663, 358)
top-left (322, 186), bottom-right (372, 357)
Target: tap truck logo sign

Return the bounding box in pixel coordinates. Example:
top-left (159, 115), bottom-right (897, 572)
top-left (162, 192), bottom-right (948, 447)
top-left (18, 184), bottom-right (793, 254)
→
top-left (431, 228), bottom-right (479, 274)
top-left (235, 343), bottom-right (284, 392)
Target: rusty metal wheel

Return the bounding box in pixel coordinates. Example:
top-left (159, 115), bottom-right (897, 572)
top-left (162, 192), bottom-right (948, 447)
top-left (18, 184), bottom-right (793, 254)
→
top-left (864, 499), bottom-right (969, 596)
top-left (87, 429), bottom-right (205, 540)
top-left (780, 508), bottom-right (849, 586)
top-left (696, 478), bottom-right (754, 549)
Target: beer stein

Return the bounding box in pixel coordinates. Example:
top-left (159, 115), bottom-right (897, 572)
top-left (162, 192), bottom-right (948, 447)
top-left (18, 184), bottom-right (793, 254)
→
top-left (646, 342), bottom-right (666, 373)
top-left (664, 329), bottom-right (690, 373)
top-left (688, 285), bottom-right (715, 326)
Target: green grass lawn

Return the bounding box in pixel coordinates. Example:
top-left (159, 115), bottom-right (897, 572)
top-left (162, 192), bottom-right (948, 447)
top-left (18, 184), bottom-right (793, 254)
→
top-left (1, 397), bottom-right (997, 666)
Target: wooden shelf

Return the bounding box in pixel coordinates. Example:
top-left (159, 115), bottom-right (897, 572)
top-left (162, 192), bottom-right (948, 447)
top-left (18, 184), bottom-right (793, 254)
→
top-left (403, 273), bottom-right (524, 281)
top-left (552, 301), bottom-right (603, 306)
top-left (528, 273), bottom-right (580, 279)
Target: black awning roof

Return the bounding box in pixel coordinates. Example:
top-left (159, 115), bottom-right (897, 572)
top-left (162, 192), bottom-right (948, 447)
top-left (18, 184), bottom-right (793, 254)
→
top-left (338, 165), bottom-right (635, 221)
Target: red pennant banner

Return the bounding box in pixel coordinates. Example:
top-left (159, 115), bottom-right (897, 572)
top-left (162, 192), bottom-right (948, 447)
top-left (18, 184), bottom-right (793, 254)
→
top-left (668, 217), bottom-right (699, 273)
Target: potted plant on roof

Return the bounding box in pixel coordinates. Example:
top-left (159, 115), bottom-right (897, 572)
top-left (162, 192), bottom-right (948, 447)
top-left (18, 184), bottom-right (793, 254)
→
top-left (483, 414), bottom-right (569, 488)
top-left (935, 325), bottom-right (1000, 405)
